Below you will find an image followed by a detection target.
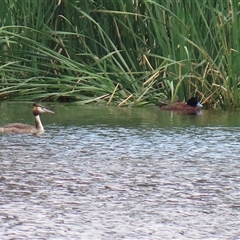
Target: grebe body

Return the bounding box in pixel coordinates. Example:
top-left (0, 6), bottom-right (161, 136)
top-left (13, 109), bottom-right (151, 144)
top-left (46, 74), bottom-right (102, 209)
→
top-left (0, 103), bottom-right (54, 135)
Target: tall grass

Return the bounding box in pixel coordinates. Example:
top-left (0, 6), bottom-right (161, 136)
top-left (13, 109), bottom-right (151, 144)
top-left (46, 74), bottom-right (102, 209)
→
top-left (0, 0), bottom-right (240, 108)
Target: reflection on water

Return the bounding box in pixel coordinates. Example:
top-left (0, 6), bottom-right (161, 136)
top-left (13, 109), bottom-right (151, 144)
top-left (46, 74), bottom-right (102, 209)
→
top-left (0, 103), bottom-right (240, 239)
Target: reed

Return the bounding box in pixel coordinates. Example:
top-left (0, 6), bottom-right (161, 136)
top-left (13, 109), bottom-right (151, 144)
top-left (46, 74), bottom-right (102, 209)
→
top-left (0, 0), bottom-right (240, 108)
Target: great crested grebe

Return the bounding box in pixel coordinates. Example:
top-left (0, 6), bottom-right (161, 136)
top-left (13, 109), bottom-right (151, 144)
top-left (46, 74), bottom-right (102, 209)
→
top-left (0, 103), bottom-right (54, 135)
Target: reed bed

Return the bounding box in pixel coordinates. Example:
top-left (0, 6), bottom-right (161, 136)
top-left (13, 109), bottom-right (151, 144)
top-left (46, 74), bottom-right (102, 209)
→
top-left (0, 0), bottom-right (240, 108)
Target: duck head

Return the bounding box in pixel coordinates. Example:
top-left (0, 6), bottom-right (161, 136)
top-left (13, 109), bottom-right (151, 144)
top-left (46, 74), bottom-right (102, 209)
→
top-left (187, 97), bottom-right (203, 108)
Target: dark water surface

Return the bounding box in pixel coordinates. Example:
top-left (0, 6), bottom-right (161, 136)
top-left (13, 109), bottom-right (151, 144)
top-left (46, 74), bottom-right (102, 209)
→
top-left (0, 102), bottom-right (240, 239)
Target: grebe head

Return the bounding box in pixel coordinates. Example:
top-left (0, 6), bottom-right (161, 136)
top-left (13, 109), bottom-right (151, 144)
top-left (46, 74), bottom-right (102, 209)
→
top-left (33, 103), bottom-right (54, 116)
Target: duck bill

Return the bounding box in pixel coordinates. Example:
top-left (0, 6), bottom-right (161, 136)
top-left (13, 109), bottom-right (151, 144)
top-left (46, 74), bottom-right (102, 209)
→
top-left (197, 102), bottom-right (203, 108)
top-left (43, 108), bottom-right (54, 114)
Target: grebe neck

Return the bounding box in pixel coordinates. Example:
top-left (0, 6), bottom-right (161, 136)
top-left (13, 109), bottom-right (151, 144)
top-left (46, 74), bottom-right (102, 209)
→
top-left (34, 115), bottom-right (44, 134)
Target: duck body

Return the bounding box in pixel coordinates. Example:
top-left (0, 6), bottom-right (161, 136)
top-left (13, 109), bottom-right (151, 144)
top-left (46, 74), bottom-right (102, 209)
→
top-left (0, 103), bottom-right (54, 135)
top-left (160, 97), bottom-right (203, 113)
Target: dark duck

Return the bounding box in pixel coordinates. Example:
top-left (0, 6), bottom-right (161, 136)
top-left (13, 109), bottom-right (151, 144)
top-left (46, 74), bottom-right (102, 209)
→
top-left (160, 97), bottom-right (203, 113)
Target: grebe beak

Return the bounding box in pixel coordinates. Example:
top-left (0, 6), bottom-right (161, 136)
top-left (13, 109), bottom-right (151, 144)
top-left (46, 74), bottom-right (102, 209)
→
top-left (42, 107), bottom-right (54, 114)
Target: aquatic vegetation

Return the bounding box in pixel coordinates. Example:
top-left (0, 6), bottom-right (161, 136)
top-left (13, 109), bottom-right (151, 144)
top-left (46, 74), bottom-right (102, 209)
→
top-left (0, 0), bottom-right (239, 108)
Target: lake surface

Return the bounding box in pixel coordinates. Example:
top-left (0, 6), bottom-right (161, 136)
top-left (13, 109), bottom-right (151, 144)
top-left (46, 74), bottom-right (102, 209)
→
top-left (0, 102), bottom-right (240, 239)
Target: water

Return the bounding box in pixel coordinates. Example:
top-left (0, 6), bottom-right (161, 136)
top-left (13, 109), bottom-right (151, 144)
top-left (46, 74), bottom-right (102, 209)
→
top-left (0, 102), bottom-right (240, 239)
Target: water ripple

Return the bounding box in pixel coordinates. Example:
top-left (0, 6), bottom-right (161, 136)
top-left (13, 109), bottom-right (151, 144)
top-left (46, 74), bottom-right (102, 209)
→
top-left (0, 126), bottom-right (240, 239)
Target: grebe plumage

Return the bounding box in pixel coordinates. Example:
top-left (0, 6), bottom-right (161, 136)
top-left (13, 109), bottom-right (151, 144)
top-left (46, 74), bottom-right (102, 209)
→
top-left (0, 103), bottom-right (54, 135)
